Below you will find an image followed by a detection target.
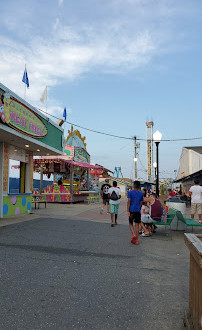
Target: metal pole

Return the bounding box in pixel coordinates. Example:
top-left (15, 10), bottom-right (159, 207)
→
top-left (134, 136), bottom-right (137, 180)
top-left (156, 142), bottom-right (160, 197)
top-left (40, 166), bottom-right (43, 194)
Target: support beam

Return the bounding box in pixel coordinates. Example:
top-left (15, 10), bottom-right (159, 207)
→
top-left (40, 166), bottom-right (43, 194)
top-left (86, 169), bottom-right (90, 190)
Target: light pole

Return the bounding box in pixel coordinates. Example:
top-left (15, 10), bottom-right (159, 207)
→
top-left (134, 157), bottom-right (138, 180)
top-left (153, 161), bottom-right (157, 182)
top-left (153, 130), bottom-right (162, 197)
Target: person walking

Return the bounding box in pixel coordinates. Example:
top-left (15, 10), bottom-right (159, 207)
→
top-left (127, 180), bottom-right (144, 245)
top-left (100, 179), bottom-right (111, 214)
top-left (189, 179), bottom-right (202, 222)
top-left (108, 181), bottom-right (121, 227)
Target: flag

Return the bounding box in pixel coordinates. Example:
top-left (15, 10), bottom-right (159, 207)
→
top-left (40, 87), bottom-right (47, 104)
top-left (22, 66), bottom-right (29, 88)
top-left (63, 107), bottom-right (67, 121)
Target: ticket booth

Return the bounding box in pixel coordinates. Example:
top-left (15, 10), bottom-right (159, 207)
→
top-left (0, 82), bottom-right (64, 218)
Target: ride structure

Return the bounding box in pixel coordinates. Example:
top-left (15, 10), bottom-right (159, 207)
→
top-left (146, 121), bottom-right (153, 181)
top-left (113, 167), bottom-right (123, 178)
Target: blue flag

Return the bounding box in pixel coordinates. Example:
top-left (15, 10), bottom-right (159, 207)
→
top-left (63, 107), bottom-right (67, 120)
top-left (22, 67), bottom-right (29, 88)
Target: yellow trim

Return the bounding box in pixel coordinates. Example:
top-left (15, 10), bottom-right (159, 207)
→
top-left (66, 125), bottom-right (87, 149)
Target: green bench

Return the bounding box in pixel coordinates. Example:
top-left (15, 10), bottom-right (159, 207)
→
top-left (152, 208), bottom-right (177, 231)
top-left (176, 210), bottom-right (202, 231)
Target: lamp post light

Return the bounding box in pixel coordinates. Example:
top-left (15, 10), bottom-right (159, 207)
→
top-left (153, 130), bottom-right (162, 197)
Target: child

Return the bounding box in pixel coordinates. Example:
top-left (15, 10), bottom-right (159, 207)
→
top-left (161, 201), bottom-right (168, 223)
top-left (141, 201), bottom-right (153, 236)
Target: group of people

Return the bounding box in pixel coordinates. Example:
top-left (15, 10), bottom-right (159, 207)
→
top-left (100, 177), bottom-right (202, 245)
top-left (100, 179), bottom-right (163, 244)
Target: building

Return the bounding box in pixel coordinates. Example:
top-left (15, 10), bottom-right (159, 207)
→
top-left (0, 83), bottom-right (64, 218)
top-left (175, 146), bottom-right (202, 192)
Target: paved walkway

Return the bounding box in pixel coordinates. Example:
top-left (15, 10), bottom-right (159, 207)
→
top-left (0, 198), bottom-right (201, 329)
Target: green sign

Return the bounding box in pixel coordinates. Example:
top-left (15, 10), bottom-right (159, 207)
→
top-left (74, 147), bottom-right (90, 163)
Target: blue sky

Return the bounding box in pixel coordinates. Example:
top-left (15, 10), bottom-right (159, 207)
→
top-left (1, 0), bottom-right (202, 180)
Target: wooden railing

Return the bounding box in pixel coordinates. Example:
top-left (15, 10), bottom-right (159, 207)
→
top-left (184, 234), bottom-right (202, 329)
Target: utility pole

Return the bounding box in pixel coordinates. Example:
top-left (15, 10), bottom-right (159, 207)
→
top-left (134, 136), bottom-right (137, 180)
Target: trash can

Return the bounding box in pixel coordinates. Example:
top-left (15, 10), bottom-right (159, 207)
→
top-left (166, 197), bottom-right (186, 230)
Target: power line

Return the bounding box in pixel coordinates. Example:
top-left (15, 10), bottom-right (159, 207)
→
top-left (37, 107), bottom-right (133, 140)
top-left (37, 107), bottom-right (202, 142)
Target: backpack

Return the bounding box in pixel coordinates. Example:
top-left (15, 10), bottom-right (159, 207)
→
top-left (110, 190), bottom-right (119, 201)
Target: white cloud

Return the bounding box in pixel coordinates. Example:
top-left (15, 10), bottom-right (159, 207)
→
top-left (58, 0), bottom-right (64, 7)
top-left (0, 0), bottom-right (197, 117)
top-left (0, 23), bottom-right (156, 113)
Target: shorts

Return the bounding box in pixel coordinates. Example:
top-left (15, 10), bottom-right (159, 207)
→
top-left (110, 204), bottom-right (119, 214)
top-left (129, 212), bottom-right (141, 224)
top-left (141, 214), bottom-right (153, 224)
top-left (191, 203), bottom-right (202, 214)
top-left (103, 198), bottom-right (109, 205)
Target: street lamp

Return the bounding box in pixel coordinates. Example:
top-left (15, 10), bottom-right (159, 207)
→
top-left (153, 130), bottom-right (162, 197)
top-left (153, 161), bottom-right (157, 181)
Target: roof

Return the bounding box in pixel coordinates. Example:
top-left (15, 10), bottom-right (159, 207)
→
top-left (184, 146), bottom-right (202, 154)
top-left (34, 156), bottom-right (110, 171)
top-left (174, 169), bottom-right (202, 183)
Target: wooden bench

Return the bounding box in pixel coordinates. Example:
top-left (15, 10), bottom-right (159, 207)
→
top-left (152, 208), bottom-right (177, 231)
top-left (176, 210), bottom-right (202, 231)
top-left (32, 196), bottom-right (47, 209)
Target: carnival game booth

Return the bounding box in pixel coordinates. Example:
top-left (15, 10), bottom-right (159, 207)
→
top-left (0, 83), bottom-right (64, 218)
top-left (33, 156), bottom-right (107, 203)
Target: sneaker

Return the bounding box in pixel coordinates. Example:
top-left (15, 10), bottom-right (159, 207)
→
top-left (199, 221), bottom-right (202, 224)
top-left (131, 234), bottom-right (137, 244)
top-left (141, 233), bottom-right (150, 237)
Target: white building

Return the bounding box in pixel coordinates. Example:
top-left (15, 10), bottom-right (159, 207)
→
top-left (176, 147), bottom-right (202, 192)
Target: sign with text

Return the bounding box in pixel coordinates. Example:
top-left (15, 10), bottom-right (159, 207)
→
top-left (74, 147), bottom-right (90, 163)
top-left (0, 91), bottom-right (47, 138)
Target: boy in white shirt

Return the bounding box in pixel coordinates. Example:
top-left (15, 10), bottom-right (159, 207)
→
top-left (108, 181), bottom-right (121, 227)
top-left (189, 179), bottom-right (202, 222)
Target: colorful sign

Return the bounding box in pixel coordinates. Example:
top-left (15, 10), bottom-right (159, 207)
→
top-left (44, 194), bottom-right (72, 203)
top-left (0, 90), bottom-right (47, 138)
top-left (63, 145), bottom-right (74, 159)
top-left (74, 147), bottom-right (90, 163)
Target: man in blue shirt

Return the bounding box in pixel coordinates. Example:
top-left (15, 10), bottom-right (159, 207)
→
top-left (127, 180), bottom-right (143, 245)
